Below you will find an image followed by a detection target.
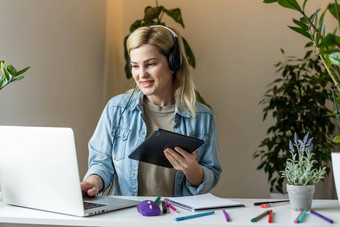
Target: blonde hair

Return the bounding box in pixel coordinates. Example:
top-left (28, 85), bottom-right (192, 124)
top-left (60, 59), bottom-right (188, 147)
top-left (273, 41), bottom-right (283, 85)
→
top-left (126, 26), bottom-right (197, 118)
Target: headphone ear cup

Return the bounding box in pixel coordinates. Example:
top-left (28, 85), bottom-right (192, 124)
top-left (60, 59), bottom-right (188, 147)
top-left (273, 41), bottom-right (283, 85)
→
top-left (168, 37), bottom-right (182, 72)
top-left (128, 60), bottom-right (132, 71)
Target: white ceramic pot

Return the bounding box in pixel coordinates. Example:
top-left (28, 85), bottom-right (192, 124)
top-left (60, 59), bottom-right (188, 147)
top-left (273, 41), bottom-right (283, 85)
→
top-left (332, 152), bottom-right (340, 206)
top-left (287, 184), bottom-right (315, 211)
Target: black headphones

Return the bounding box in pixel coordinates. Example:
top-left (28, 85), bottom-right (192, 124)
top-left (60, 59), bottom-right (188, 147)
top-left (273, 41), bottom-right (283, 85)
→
top-left (129, 25), bottom-right (183, 72)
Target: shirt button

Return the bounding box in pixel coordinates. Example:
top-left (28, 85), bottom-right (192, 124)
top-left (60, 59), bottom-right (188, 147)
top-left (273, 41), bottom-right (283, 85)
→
top-left (142, 131), bottom-right (145, 135)
top-left (132, 172), bottom-right (136, 176)
top-left (132, 193), bottom-right (136, 196)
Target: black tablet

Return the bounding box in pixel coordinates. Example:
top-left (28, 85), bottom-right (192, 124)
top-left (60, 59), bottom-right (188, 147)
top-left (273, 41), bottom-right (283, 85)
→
top-left (128, 128), bottom-right (204, 168)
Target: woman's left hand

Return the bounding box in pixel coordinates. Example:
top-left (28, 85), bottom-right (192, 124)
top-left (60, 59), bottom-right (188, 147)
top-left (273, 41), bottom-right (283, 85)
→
top-left (164, 147), bottom-right (203, 186)
top-left (164, 147), bottom-right (196, 171)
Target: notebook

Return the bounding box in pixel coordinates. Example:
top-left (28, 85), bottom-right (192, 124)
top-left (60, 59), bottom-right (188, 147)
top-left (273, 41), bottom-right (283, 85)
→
top-left (0, 125), bottom-right (139, 217)
top-left (164, 193), bottom-right (244, 212)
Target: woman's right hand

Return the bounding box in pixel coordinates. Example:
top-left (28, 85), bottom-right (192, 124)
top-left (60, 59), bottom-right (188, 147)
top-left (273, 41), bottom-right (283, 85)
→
top-left (80, 174), bottom-right (104, 196)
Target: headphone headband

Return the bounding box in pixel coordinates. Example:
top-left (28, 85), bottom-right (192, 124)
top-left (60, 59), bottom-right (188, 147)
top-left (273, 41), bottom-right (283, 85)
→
top-left (150, 25), bottom-right (178, 38)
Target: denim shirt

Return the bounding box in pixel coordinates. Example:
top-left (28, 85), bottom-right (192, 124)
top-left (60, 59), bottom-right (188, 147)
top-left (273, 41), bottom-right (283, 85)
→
top-left (84, 91), bottom-right (222, 196)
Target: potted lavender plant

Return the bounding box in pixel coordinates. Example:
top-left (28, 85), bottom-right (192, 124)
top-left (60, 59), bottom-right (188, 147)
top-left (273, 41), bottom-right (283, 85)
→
top-left (281, 132), bottom-right (326, 211)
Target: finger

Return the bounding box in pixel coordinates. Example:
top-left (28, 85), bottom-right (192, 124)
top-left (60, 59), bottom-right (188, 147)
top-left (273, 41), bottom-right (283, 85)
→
top-left (164, 149), bottom-right (181, 168)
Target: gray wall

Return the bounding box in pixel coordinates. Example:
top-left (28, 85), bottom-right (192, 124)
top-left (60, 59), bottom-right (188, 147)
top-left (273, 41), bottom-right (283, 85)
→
top-left (0, 0), bottom-right (106, 179)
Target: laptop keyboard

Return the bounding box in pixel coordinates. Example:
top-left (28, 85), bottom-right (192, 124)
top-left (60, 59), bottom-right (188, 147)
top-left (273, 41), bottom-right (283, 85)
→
top-left (83, 201), bottom-right (106, 210)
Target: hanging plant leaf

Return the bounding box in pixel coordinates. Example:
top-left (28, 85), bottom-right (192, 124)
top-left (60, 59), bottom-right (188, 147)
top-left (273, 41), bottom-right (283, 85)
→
top-left (144, 6), bottom-right (163, 24)
top-left (164, 8), bottom-right (184, 28)
top-left (182, 37), bottom-right (196, 68)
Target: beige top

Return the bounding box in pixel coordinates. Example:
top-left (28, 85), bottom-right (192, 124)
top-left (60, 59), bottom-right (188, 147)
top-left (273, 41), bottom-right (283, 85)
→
top-left (138, 99), bottom-right (176, 196)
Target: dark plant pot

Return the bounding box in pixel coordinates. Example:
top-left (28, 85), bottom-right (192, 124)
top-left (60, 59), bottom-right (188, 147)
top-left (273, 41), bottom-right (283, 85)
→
top-left (287, 184), bottom-right (315, 211)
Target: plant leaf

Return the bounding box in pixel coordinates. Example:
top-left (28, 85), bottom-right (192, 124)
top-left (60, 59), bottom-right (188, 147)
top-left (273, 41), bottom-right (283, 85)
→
top-left (328, 3), bottom-right (340, 20)
top-left (182, 37), bottom-right (196, 68)
top-left (16, 66), bottom-right (30, 76)
top-left (288, 26), bottom-right (312, 39)
top-left (263, 0), bottom-right (278, 3)
top-left (144, 6), bottom-right (163, 24)
top-left (329, 52), bottom-right (340, 66)
top-left (164, 8), bottom-right (184, 28)
top-left (7, 64), bottom-right (17, 76)
top-left (1, 62), bottom-right (11, 81)
top-left (277, 0), bottom-right (301, 11)
top-left (333, 135), bottom-right (340, 143)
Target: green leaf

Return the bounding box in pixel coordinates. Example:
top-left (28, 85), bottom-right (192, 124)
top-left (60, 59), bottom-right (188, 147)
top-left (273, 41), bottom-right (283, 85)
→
top-left (280, 48), bottom-right (285, 54)
top-left (129, 20), bottom-right (144, 33)
top-left (288, 26), bottom-right (311, 39)
top-left (293, 18), bottom-right (308, 31)
top-left (277, 0), bottom-right (301, 11)
top-left (0, 74), bottom-right (9, 89)
top-left (16, 66), bottom-right (30, 76)
top-left (7, 64), bottom-right (17, 76)
top-left (333, 135), bottom-right (340, 143)
top-left (144, 6), bottom-right (163, 24)
top-left (329, 52), bottom-right (340, 66)
top-left (12, 75), bottom-right (24, 81)
top-left (164, 8), bottom-right (184, 28)
top-left (318, 33), bottom-right (340, 48)
top-left (302, 0), bottom-right (308, 10)
top-left (182, 37), bottom-right (196, 68)
top-left (263, 0), bottom-right (278, 3)
top-left (1, 62), bottom-right (11, 81)
top-left (328, 3), bottom-right (340, 20)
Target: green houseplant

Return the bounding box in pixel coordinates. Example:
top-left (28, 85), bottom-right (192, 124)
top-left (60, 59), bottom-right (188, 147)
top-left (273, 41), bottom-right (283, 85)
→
top-left (123, 1), bottom-right (209, 106)
top-left (282, 132), bottom-right (326, 210)
top-left (253, 49), bottom-right (335, 194)
top-left (0, 61), bottom-right (30, 92)
top-left (263, 0), bottom-right (340, 141)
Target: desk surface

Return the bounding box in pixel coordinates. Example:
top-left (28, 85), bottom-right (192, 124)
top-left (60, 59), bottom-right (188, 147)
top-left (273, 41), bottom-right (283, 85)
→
top-left (0, 194), bottom-right (339, 227)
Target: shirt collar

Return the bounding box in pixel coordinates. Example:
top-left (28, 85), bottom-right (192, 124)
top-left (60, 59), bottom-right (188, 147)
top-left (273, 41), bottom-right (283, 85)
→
top-left (134, 91), bottom-right (190, 118)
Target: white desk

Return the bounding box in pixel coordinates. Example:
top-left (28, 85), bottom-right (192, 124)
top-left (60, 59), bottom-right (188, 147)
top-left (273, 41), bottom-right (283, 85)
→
top-left (0, 194), bottom-right (339, 227)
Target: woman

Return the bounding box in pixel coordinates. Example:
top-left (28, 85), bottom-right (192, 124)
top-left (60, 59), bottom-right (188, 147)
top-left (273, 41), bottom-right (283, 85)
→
top-left (81, 25), bottom-right (221, 197)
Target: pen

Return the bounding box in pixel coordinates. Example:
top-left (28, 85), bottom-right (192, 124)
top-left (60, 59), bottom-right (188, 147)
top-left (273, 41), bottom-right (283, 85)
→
top-left (251, 210), bottom-right (270, 222)
top-left (260, 201), bottom-right (289, 208)
top-left (297, 210), bottom-right (307, 223)
top-left (162, 201), bottom-right (167, 214)
top-left (310, 210), bottom-right (334, 224)
top-left (294, 211), bottom-right (303, 224)
top-left (268, 210), bottom-right (273, 223)
top-left (222, 210), bottom-right (229, 222)
top-left (154, 196), bottom-right (161, 204)
top-left (174, 211), bottom-right (214, 222)
top-left (254, 199), bottom-right (290, 206)
top-left (164, 201), bottom-right (179, 213)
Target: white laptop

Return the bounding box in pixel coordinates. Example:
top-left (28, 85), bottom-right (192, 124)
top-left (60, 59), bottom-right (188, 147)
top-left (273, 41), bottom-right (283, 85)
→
top-left (332, 152), bottom-right (340, 205)
top-left (0, 125), bottom-right (138, 216)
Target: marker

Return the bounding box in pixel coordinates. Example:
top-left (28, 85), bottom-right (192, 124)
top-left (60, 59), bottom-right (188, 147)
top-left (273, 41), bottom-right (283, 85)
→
top-left (251, 210), bottom-right (270, 222)
top-left (254, 199), bottom-right (290, 206)
top-left (222, 210), bottom-right (229, 222)
top-left (154, 196), bottom-right (161, 203)
top-left (294, 211), bottom-right (303, 224)
top-left (164, 201), bottom-right (179, 213)
top-left (260, 201), bottom-right (289, 208)
top-left (174, 211), bottom-right (214, 222)
top-left (268, 210), bottom-right (273, 223)
top-left (162, 201), bottom-right (167, 214)
top-left (310, 210), bottom-right (334, 224)
top-left (297, 210), bottom-right (307, 223)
